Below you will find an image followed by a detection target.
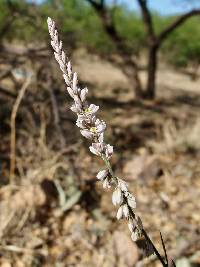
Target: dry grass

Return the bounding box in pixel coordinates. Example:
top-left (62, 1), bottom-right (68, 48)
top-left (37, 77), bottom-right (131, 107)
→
top-left (149, 119), bottom-right (200, 154)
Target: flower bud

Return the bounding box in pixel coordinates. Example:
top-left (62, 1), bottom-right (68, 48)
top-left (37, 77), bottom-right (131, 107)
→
top-left (88, 104), bottom-right (99, 114)
top-left (72, 72), bottom-right (78, 92)
top-left (118, 179), bottom-right (128, 192)
top-left (116, 206), bottom-right (123, 220)
top-left (127, 194), bottom-right (136, 209)
top-left (67, 62), bottom-right (72, 78)
top-left (105, 144), bottom-right (113, 159)
top-left (96, 170), bottom-right (108, 180)
top-left (122, 204), bottom-right (129, 218)
top-left (112, 187), bottom-right (123, 206)
top-left (131, 231), bottom-right (139, 242)
top-left (63, 74), bottom-right (70, 86)
top-left (102, 178), bottom-right (111, 189)
top-left (89, 143), bottom-right (104, 156)
top-left (128, 221), bottom-right (135, 233)
top-left (80, 129), bottom-right (94, 139)
top-left (67, 87), bottom-right (74, 98)
top-left (80, 88), bottom-right (88, 102)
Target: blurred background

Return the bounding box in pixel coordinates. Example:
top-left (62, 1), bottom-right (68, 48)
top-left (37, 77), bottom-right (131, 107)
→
top-left (0, 0), bottom-right (200, 266)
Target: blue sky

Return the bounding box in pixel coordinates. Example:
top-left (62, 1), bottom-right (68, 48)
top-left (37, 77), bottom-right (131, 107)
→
top-left (117, 0), bottom-right (200, 16)
top-left (34, 0), bottom-right (200, 16)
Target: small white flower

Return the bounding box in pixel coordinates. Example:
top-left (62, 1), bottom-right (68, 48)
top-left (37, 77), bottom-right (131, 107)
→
top-left (80, 88), bottom-right (88, 102)
top-left (72, 72), bottom-right (78, 93)
top-left (128, 221), bottom-right (135, 233)
top-left (89, 143), bottom-right (104, 156)
top-left (76, 121), bottom-right (86, 129)
top-left (112, 187), bottom-right (123, 206)
top-left (89, 146), bottom-right (99, 156)
top-left (70, 104), bottom-right (80, 113)
top-left (131, 231), bottom-right (139, 242)
top-left (59, 40), bottom-right (62, 50)
top-left (96, 170), bottom-right (108, 180)
top-left (88, 104), bottom-right (99, 114)
top-left (76, 116), bottom-right (90, 129)
top-left (59, 59), bottom-right (66, 73)
top-left (80, 129), bottom-right (94, 139)
top-left (61, 50), bottom-right (66, 63)
top-left (51, 40), bottom-right (58, 53)
top-left (118, 179), bottom-right (128, 192)
top-left (98, 133), bottom-right (104, 143)
top-left (95, 120), bottom-right (106, 133)
top-left (122, 204), bottom-right (129, 218)
top-left (73, 95), bottom-right (82, 109)
top-left (53, 29), bottom-right (58, 44)
top-left (54, 52), bottom-right (60, 64)
top-left (127, 194), bottom-right (136, 209)
top-left (63, 74), bottom-right (70, 86)
top-left (102, 178), bottom-right (111, 189)
top-left (105, 144), bottom-right (113, 159)
top-left (67, 86), bottom-right (74, 98)
top-left (116, 206), bottom-right (123, 220)
top-left (67, 61), bottom-right (72, 78)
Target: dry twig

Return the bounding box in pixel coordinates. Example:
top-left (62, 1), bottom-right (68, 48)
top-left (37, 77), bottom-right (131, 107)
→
top-left (9, 76), bottom-right (32, 183)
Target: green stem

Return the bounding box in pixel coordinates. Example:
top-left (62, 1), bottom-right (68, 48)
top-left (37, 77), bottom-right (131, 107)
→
top-left (101, 155), bottom-right (116, 180)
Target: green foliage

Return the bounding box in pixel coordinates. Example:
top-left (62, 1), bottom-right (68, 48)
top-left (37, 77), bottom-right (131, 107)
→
top-left (162, 16), bottom-right (200, 67)
top-left (114, 6), bottom-right (145, 54)
top-left (0, 0), bottom-right (200, 67)
top-left (36, 0), bottom-right (114, 54)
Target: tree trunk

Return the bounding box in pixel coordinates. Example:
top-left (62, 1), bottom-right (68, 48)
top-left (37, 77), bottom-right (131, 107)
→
top-left (122, 55), bottom-right (143, 99)
top-left (145, 44), bottom-right (158, 99)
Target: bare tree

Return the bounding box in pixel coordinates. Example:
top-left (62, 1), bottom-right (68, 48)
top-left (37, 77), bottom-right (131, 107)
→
top-left (85, 0), bottom-right (200, 99)
top-left (84, 0), bottom-right (143, 98)
top-left (137, 0), bottom-right (200, 98)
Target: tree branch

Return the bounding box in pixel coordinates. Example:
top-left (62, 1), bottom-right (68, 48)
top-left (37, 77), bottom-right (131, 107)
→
top-left (86, 0), bottom-right (102, 9)
top-left (137, 0), bottom-right (156, 45)
top-left (84, 0), bottom-right (143, 96)
top-left (158, 9), bottom-right (200, 44)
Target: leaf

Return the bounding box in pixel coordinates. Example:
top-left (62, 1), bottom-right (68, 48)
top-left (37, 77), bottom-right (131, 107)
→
top-left (61, 191), bottom-right (82, 212)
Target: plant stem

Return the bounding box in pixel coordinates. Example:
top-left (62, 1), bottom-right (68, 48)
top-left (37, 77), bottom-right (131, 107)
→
top-left (102, 155), bottom-right (169, 267)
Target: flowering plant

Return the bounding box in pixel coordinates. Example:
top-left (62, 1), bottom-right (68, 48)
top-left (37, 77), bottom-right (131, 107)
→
top-left (47, 17), bottom-right (175, 267)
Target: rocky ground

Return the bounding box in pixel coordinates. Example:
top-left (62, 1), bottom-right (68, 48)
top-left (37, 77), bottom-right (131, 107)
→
top-left (0, 48), bottom-right (200, 267)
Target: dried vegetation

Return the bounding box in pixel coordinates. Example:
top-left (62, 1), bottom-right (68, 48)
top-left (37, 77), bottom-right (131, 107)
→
top-left (0, 40), bottom-right (200, 267)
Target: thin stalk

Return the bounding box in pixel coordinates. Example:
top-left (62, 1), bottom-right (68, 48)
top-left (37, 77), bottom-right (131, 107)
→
top-left (102, 155), bottom-right (168, 267)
